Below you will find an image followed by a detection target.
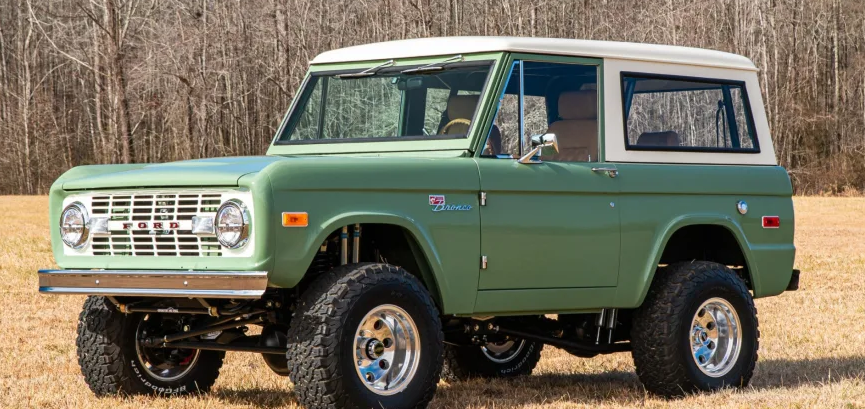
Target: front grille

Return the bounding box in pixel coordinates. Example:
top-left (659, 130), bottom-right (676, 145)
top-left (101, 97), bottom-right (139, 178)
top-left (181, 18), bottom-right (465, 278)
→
top-left (90, 192), bottom-right (223, 257)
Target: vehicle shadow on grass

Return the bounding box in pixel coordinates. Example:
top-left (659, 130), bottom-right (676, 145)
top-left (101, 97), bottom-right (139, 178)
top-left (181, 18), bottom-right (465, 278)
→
top-left (433, 370), bottom-right (645, 408)
top-left (208, 356), bottom-right (865, 408)
top-left (433, 356), bottom-right (865, 408)
top-left (752, 355), bottom-right (865, 389)
top-left (212, 387), bottom-right (298, 408)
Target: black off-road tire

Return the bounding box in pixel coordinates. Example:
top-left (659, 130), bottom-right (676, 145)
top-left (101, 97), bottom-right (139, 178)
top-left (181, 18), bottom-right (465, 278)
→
top-left (76, 296), bottom-right (224, 396)
top-left (286, 263), bottom-right (444, 409)
top-left (631, 261), bottom-right (759, 397)
top-left (441, 340), bottom-right (543, 381)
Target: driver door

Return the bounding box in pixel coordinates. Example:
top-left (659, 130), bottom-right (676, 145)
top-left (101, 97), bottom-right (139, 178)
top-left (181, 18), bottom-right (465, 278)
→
top-left (473, 57), bottom-right (620, 312)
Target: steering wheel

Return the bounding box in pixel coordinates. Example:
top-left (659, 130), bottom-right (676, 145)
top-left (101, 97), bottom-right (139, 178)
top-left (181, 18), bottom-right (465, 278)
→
top-left (440, 118), bottom-right (471, 135)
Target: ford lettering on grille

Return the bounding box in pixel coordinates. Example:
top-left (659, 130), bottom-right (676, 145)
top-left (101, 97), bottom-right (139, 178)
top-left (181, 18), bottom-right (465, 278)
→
top-left (116, 221), bottom-right (184, 230)
top-left (88, 191), bottom-right (225, 257)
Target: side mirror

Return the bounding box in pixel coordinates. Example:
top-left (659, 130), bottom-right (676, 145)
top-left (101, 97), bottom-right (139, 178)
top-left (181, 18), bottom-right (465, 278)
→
top-left (518, 133), bottom-right (559, 164)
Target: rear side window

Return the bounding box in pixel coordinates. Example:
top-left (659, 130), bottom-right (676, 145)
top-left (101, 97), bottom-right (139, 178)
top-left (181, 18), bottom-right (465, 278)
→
top-left (622, 73), bottom-right (759, 153)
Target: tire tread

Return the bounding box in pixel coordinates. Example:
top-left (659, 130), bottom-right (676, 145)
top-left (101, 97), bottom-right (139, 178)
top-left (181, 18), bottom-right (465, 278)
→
top-left (631, 261), bottom-right (758, 397)
top-left (76, 296), bottom-right (223, 396)
top-left (286, 263), bottom-right (443, 409)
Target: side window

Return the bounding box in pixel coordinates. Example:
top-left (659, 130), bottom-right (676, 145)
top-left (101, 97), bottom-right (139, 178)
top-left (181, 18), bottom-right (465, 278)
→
top-left (485, 63), bottom-right (520, 157)
top-left (523, 94), bottom-right (548, 155)
top-left (482, 61), bottom-right (600, 162)
top-left (622, 74), bottom-right (758, 152)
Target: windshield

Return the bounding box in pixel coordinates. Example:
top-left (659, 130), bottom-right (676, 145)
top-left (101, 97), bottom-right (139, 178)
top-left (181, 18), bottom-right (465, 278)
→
top-left (276, 61), bottom-right (493, 143)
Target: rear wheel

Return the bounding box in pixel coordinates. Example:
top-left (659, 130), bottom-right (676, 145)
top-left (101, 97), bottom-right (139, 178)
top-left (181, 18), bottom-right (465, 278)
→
top-left (286, 263), bottom-right (443, 409)
top-left (442, 338), bottom-right (543, 381)
top-left (76, 296), bottom-right (224, 396)
top-left (631, 261), bottom-right (758, 397)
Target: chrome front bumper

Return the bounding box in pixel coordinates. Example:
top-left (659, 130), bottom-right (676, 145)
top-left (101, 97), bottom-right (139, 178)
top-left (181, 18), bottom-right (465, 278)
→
top-left (38, 269), bottom-right (269, 299)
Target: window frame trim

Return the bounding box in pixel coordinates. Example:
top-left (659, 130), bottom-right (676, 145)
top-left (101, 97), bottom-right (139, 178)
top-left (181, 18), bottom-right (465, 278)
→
top-left (476, 53), bottom-right (605, 161)
top-left (274, 60), bottom-right (495, 145)
top-left (620, 71), bottom-right (761, 154)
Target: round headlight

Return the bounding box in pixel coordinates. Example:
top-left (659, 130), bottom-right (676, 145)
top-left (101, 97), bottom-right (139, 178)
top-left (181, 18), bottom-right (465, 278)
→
top-left (60, 202), bottom-right (89, 249)
top-left (215, 199), bottom-right (250, 249)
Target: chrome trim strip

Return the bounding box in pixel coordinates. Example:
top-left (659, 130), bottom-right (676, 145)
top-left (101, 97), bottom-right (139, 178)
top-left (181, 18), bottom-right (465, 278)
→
top-left (38, 287), bottom-right (265, 298)
top-left (37, 269), bottom-right (268, 299)
top-left (39, 270), bottom-right (267, 277)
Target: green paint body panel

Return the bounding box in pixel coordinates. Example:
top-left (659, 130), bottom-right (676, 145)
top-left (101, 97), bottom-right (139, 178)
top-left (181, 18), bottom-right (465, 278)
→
top-left (47, 51), bottom-right (796, 316)
top-left (475, 159), bottom-right (620, 290)
top-left (61, 157), bottom-right (284, 190)
top-left (611, 163), bottom-right (796, 307)
top-left (259, 156), bottom-right (482, 314)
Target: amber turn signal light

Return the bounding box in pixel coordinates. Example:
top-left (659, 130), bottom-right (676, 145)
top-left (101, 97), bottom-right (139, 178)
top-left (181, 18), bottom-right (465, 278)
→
top-left (282, 212), bottom-right (309, 227)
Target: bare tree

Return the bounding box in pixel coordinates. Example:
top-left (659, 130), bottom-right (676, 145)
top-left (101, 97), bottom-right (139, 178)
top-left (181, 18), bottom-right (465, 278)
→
top-left (1, 0), bottom-right (864, 194)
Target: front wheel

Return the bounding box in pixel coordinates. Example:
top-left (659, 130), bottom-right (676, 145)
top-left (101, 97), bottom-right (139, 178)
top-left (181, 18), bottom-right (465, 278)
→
top-left (76, 296), bottom-right (224, 396)
top-left (631, 261), bottom-right (758, 397)
top-left (441, 338), bottom-right (543, 381)
top-left (286, 263), bottom-right (443, 409)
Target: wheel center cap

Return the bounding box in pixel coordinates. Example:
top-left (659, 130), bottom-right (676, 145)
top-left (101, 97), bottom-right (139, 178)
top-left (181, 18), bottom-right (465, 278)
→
top-left (366, 339), bottom-right (384, 359)
top-left (700, 331), bottom-right (708, 342)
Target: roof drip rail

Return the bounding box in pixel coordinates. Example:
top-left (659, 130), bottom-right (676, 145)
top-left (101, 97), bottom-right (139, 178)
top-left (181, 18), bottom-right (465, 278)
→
top-left (335, 59), bottom-right (395, 79)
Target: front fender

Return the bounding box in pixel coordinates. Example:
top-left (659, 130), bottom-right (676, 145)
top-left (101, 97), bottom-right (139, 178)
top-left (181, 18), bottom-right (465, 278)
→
top-left (280, 212), bottom-right (446, 308)
top-left (261, 156), bottom-right (481, 314)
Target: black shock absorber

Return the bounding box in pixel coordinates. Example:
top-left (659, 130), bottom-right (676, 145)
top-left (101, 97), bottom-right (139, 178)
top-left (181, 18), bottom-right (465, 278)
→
top-left (309, 241), bottom-right (337, 275)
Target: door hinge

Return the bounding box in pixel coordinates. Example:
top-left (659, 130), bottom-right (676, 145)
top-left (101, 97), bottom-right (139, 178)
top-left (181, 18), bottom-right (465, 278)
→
top-left (481, 255), bottom-right (488, 269)
top-left (479, 191), bottom-right (487, 206)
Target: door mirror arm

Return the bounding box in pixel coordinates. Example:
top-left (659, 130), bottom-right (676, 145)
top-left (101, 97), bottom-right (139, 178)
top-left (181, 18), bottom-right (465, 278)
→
top-left (518, 133), bottom-right (559, 164)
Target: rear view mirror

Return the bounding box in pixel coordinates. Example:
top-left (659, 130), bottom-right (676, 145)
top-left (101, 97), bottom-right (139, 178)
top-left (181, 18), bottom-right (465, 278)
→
top-left (397, 77), bottom-right (424, 90)
top-left (518, 133), bottom-right (559, 164)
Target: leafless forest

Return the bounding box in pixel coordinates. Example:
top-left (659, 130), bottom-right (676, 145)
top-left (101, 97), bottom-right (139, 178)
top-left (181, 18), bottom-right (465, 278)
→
top-left (1, 0), bottom-right (864, 194)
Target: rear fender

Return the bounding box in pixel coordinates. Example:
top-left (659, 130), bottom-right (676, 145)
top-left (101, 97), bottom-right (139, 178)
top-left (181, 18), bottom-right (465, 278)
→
top-left (625, 214), bottom-right (758, 307)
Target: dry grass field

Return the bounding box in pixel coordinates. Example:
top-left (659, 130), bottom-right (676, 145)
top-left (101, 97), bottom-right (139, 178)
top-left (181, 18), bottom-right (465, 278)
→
top-left (1, 196), bottom-right (863, 408)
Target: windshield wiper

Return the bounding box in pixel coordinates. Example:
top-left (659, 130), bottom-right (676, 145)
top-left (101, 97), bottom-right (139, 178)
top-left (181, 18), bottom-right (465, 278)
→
top-left (400, 55), bottom-right (464, 75)
top-left (336, 59), bottom-right (395, 79)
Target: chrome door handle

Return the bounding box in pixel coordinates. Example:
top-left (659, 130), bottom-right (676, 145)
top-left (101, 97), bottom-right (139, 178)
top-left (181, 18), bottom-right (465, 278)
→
top-left (591, 167), bottom-right (618, 178)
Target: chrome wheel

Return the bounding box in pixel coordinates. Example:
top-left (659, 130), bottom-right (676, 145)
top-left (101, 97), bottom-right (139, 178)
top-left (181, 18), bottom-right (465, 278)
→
top-left (353, 304), bottom-right (421, 395)
top-left (689, 297), bottom-right (742, 378)
top-left (134, 314), bottom-right (200, 382)
top-left (481, 339), bottom-right (526, 364)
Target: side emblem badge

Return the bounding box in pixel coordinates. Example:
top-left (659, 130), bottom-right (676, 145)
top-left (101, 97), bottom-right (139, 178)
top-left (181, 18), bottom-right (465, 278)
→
top-left (429, 195), bottom-right (472, 212)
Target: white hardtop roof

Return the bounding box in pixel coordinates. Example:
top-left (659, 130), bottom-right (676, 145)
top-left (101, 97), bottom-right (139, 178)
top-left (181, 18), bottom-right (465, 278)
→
top-left (312, 36), bottom-right (757, 71)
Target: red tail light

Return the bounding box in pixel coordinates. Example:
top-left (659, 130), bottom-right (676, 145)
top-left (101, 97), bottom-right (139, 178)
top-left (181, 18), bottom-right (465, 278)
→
top-left (762, 216), bottom-right (780, 228)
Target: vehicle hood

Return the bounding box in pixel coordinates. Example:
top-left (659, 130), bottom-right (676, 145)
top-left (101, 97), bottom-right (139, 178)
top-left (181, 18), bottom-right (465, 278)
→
top-left (61, 156), bottom-right (285, 190)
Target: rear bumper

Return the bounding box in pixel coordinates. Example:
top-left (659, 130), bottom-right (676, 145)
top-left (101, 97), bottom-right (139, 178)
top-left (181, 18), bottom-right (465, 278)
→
top-left (37, 269), bottom-right (269, 299)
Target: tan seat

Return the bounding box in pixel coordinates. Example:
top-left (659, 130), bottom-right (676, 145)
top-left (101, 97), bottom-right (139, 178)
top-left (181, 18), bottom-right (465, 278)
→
top-left (438, 95), bottom-right (478, 135)
top-left (636, 131), bottom-right (680, 147)
top-left (546, 91), bottom-right (598, 162)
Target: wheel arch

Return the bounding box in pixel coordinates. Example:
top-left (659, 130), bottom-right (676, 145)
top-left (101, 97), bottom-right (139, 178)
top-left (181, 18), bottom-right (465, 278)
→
top-left (634, 215), bottom-right (759, 307)
top-left (297, 213), bottom-right (448, 311)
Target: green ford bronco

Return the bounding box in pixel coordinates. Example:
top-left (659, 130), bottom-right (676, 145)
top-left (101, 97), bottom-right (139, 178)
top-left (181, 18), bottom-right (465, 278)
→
top-left (40, 37), bottom-right (798, 408)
